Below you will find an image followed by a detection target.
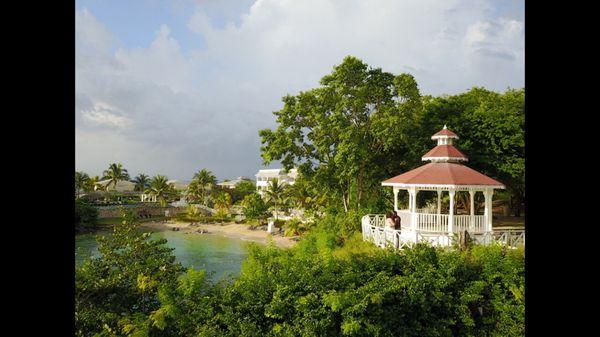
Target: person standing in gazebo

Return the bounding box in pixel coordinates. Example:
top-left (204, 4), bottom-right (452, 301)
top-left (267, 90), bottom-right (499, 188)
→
top-left (385, 212), bottom-right (395, 229)
top-left (393, 211), bottom-right (401, 231)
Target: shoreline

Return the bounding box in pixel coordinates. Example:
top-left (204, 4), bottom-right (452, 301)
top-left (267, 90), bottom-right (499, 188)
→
top-left (139, 220), bottom-right (298, 249)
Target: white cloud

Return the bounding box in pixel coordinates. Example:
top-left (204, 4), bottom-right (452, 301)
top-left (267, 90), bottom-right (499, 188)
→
top-left (75, 0), bottom-right (524, 180)
top-left (114, 25), bottom-right (196, 93)
top-left (464, 19), bottom-right (524, 61)
top-left (81, 101), bottom-right (133, 129)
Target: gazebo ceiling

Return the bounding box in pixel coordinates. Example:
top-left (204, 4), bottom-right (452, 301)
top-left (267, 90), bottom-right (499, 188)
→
top-left (382, 162), bottom-right (504, 187)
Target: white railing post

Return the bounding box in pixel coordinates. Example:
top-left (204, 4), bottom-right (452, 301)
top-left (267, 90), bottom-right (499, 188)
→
top-left (469, 190), bottom-right (475, 231)
top-left (437, 189), bottom-right (442, 228)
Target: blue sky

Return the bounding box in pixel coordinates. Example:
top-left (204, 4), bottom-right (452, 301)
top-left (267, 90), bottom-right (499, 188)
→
top-left (75, 0), bottom-right (524, 181)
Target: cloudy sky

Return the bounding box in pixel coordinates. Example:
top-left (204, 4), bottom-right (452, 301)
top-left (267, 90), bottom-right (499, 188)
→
top-left (75, 0), bottom-right (524, 181)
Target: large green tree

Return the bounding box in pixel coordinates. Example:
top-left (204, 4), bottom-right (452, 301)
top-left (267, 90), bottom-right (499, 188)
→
top-left (260, 56), bottom-right (422, 212)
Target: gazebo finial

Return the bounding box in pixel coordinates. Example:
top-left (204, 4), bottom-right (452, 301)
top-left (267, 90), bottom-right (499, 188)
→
top-left (443, 124), bottom-right (447, 130)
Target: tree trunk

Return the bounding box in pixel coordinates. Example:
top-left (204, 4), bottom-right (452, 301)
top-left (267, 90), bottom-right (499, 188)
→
top-left (342, 193), bottom-right (348, 212)
top-left (357, 167), bottom-right (364, 210)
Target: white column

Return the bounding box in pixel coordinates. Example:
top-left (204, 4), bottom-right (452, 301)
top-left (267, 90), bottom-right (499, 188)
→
top-left (484, 189), bottom-right (494, 232)
top-left (469, 190), bottom-right (475, 230)
top-left (448, 189), bottom-right (455, 235)
top-left (409, 187), bottom-right (418, 231)
top-left (393, 187), bottom-right (399, 211)
top-left (436, 189), bottom-right (442, 227)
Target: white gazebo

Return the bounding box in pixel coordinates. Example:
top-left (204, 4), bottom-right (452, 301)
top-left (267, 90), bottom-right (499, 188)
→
top-left (362, 126), bottom-right (508, 248)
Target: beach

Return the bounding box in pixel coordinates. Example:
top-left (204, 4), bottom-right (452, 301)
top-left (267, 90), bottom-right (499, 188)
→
top-left (140, 220), bottom-right (297, 248)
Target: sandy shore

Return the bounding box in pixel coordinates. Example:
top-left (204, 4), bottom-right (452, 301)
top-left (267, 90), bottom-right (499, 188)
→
top-left (140, 220), bottom-right (297, 248)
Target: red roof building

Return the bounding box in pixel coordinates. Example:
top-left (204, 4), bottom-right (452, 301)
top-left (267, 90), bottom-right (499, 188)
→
top-left (361, 126), bottom-right (506, 248)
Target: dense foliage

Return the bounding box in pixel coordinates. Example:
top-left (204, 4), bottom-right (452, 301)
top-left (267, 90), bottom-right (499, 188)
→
top-left (228, 180), bottom-right (256, 204)
top-left (75, 211), bottom-right (524, 336)
top-left (75, 209), bottom-right (184, 336)
top-left (260, 56), bottom-right (524, 215)
top-left (241, 193), bottom-right (271, 222)
top-left (74, 199), bottom-right (98, 233)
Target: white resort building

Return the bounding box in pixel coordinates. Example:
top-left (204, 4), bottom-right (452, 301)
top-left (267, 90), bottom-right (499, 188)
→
top-left (362, 126), bottom-right (524, 249)
top-left (255, 168), bottom-right (298, 196)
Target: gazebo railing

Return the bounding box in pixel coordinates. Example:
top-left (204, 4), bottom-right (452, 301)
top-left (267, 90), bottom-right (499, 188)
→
top-left (454, 215), bottom-right (485, 233)
top-left (363, 214), bottom-right (387, 228)
top-left (416, 213), bottom-right (448, 232)
top-left (363, 213), bottom-right (486, 234)
top-left (416, 207), bottom-right (437, 214)
top-left (361, 219), bottom-right (411, 249)
top-left (470, 230), bottom-right (525, 248)
top-left (362, 214), bottom-right (524, 248)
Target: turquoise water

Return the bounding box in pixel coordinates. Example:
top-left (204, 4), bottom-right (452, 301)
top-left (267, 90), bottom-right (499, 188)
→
top-left (75, 230), bottom-right (251, 281)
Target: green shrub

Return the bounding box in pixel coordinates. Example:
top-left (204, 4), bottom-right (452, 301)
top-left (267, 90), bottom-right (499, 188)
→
top-left (75, 199), bottom-right (98, 232)
top-left (75, 209), bottom-right (184, 336)
top-left (241, 193), bottom-right (270, 221)
top-left (283, 218), bottom-right (305, 236)
top-left (75, 213), bottom-right (524, 337)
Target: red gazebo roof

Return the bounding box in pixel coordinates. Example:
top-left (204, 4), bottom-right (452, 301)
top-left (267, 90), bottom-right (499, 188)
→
top-left (382, 126), bottom-right (504, 188)
top-left (382, 162), bottom-right (504, 187)
top-left (432, 126), bottom-right (458, 139)
top-left (422, 144), bottom-right (468, 161)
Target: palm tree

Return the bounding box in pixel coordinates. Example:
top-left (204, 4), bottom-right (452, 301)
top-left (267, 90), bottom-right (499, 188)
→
top-left (75, 171), bottom-right (90, 198)
top-left (264, 179), bottom-right (288, 220)
top-left (187, 169), bottom-right (217, 204)
top-left (213, 192), bottom-right (232, 217)
top-left (102, 163), bottom-right (129, 191)
top-left (132, 173), bottom-right (150, 192)
top-left (145, 175), bottom-right (174, 206)
top-left (286, 178), bottom-right (313, 210)
top-left (193, 169), bottom-right (217, 187)
top-left (87, 176), bottom-right (101, 191)
top-left (186, 180), bottom-right (204, 204)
